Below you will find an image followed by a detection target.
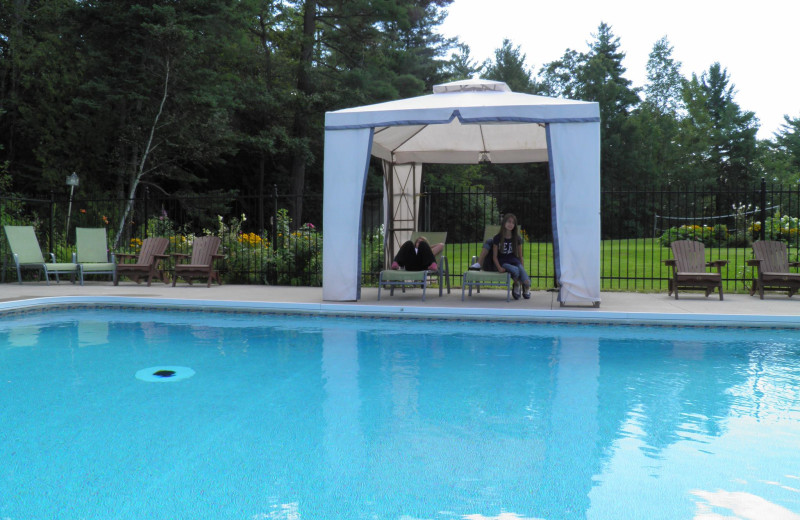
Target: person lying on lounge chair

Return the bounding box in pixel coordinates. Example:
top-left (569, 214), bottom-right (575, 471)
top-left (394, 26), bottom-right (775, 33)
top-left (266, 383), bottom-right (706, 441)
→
top-left (391, 236), bottom-right (442, 271)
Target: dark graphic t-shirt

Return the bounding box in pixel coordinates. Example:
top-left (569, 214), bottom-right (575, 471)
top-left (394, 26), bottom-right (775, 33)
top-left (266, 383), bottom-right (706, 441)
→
top-left (493, 234), bottom-right (521, 264)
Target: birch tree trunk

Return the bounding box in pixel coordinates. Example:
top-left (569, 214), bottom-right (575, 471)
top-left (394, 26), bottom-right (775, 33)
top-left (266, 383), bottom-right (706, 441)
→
top-left (113, 58), bottom-right (170, 249)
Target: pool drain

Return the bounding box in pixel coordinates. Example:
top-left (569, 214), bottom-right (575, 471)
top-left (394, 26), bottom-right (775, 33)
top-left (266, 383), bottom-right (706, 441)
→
top-left (136, 366), bottom-right (195, 383)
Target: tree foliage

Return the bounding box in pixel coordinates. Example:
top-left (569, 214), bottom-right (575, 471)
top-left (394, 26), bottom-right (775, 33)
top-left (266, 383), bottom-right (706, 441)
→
top-left (3, 6), bottom-right (799, 241)
top-left (759, 114), bottom-right (800, 189)
top-left (483, 39), bottom-right (538, 94)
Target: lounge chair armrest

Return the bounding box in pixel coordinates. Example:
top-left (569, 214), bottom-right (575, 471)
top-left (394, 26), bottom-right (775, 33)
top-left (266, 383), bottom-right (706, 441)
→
top-left (746, 259), bottom-right (762, 267)
top-left (663, 259), bottom-right (676, 267)
top-left (153, 254), bottom-right (169, 260)
top-left (790, 262), bottom-right (800, 268)
top-left (171, 253), bottom-right (189, 258)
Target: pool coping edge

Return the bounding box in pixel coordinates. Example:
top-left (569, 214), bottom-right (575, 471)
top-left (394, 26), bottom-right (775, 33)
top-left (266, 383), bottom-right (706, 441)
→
top-left (2, 296), bottom-right (800, 328)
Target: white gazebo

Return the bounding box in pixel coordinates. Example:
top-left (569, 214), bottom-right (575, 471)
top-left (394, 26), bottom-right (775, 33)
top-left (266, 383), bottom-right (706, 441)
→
top-left (322, 79), bottom-right (601, 306)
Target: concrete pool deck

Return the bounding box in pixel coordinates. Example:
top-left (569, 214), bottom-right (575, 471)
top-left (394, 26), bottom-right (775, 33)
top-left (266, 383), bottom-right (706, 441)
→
top-left (1, 281), bottom-right (799, 326)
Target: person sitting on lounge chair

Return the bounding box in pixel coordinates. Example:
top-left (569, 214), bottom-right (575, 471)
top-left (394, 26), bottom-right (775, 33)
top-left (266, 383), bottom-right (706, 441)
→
top-left (391, 236), bottom-right (442, 271)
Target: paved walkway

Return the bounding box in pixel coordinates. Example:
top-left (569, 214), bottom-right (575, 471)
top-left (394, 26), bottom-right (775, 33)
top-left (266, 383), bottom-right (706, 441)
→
top-left (2, 281), bottom-right (799, 326)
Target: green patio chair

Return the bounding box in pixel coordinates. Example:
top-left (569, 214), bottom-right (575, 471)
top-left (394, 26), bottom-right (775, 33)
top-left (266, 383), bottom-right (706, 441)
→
top-left (75, 227), bottom-right (116, 285)
top-left (3, 225), bottom-right (79, 284)
top-left (461, 225), bottom-right (511, 301)
top-left (378, 231), bottom-right (450, 301)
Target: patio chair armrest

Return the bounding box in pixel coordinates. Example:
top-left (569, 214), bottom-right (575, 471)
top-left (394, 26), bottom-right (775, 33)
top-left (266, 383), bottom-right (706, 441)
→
top-left (790, 262), bottom-right (800, 269)
top-left (171, 253), bottom-right (189, 258)
top-left (746, 259), bottom-right (762, 267)
top-left (153, 254), bottom-right (169, 260)
top-left (47, 252), bottom-right (56, 262)
top-left (707, 259), bottom-right (727, 272)
top-left (662, 259), bottom-right (676, 268)
top-left (114, 253), bottom-right (137, 262)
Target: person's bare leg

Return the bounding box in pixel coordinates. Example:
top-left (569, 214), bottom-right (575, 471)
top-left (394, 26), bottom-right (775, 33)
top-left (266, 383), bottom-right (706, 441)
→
top-left (471, 246), bottom-right (489, 269)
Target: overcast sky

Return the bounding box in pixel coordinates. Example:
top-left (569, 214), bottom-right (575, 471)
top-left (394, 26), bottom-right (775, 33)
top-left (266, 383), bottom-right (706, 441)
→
top-left (438, 0), bottom-right (799, 140)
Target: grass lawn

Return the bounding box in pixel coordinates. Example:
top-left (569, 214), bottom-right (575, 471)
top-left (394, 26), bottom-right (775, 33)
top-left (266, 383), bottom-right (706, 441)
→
top-left (436, 238), bottom-right (758, 294)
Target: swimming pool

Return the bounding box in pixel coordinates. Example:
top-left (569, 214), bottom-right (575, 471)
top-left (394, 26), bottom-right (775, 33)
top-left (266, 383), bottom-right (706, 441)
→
top-left (1, 306), bottom-right (800, 520)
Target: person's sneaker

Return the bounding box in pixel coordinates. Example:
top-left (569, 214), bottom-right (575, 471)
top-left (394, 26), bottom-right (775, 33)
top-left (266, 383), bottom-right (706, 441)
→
top-left (427, 262), bottom-right (438, 271)
top-left (523, 288), bottom-right (531, 299)
top-left (512, 281), bottom-right (521, 300)
top-left (391, 261), bottom-right (400, 270)
top-left (470, 262), bottom-right (481, 270)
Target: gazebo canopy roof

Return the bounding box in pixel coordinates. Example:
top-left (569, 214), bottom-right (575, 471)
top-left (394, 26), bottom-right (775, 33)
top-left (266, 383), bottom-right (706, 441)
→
top-left (326, 79), bottom-right (599, 164)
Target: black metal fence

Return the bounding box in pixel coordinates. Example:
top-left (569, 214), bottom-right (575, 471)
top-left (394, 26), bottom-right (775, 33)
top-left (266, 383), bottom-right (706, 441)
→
top-left (3, 180), bottom-right (799, 292)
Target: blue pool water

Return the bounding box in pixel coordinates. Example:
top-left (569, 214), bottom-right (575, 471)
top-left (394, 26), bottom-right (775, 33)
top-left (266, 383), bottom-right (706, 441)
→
top-left (2, 308), bottom-right (800, 520)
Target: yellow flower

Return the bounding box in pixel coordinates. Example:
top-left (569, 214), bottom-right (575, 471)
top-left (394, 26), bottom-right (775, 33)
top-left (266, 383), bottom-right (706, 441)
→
top-left (237, 232), bottom-right (263, 247)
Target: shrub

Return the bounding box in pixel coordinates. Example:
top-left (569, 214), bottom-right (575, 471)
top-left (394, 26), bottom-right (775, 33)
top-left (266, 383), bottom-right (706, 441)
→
top-left (362, 225), bottom-right (385, 273)
top-left (272, 212), bottom-right (322, 286)
top-left (208, 209), bottom-right (322, 286)
top-left (751, 213), bottom-right (800, 247)
top-left (659, 225), bottom-right (714, 247)
top-left (659, 223), bottom-right (732, 247)
top-left (211, 214), bottom-right (271, 284)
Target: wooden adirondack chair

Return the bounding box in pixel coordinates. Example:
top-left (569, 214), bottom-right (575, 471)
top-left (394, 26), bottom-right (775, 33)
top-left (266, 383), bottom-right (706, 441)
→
top-left (663, 240), bottom-right (727, 300)
top-left (171, 236), bottom-right (223, 287)
top-left (113, 237), bottom-right (169, 286)
top-left (747, 240), bottom-right (800, 299)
